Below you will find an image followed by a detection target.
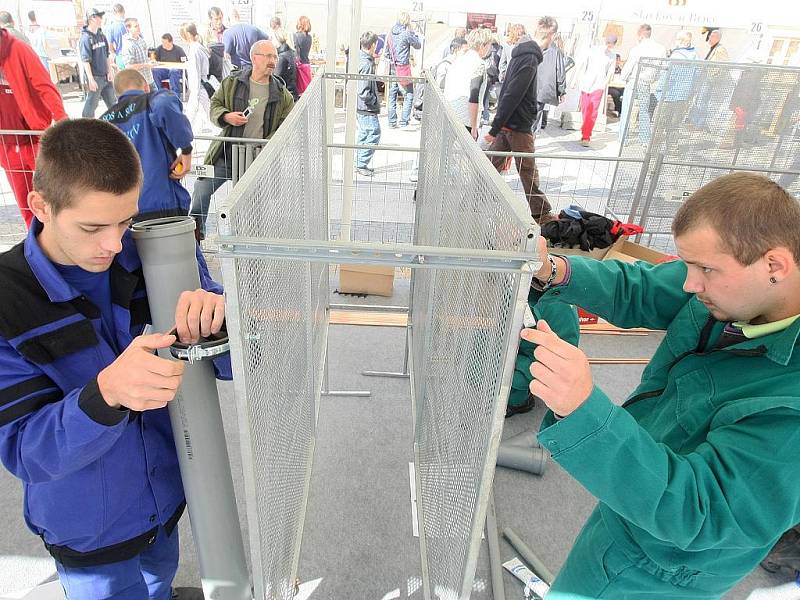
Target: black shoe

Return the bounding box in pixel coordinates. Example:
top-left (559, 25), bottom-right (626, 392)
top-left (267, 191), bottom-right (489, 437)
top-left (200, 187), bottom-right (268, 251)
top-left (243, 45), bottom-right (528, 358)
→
top-left (505, 396), bottom-right (535, 418)
top-left (172, 587), bottom-right (205, 600)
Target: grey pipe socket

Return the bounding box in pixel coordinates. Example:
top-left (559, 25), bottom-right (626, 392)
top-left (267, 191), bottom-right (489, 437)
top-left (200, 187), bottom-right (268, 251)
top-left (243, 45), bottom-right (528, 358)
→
top-left (132, 217), bottom-right (251, 600)
top-left (503, 430), bottom-right (540, 448)
top-left (496, 441), bottom-right (547, 476)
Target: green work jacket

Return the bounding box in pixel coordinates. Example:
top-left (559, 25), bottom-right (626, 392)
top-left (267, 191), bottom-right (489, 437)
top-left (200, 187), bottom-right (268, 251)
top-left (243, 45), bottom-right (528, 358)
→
top-left (510, 288), bottom-right (579, 407)
top-left (537, 256), bottom-right (800, 589)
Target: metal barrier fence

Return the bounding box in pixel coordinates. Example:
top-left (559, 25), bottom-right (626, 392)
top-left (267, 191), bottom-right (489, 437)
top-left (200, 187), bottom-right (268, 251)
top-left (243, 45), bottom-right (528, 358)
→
top-left (0, 128), bottom-right (264, 250)
top-left (612, 58), bottom-right (800, 251)
top-left (218, 70), bottom-right (537, 599)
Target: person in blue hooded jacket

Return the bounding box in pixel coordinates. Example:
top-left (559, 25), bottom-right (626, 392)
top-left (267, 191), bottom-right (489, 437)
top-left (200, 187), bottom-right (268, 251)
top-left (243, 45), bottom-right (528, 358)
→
top-left (0, 118), bottom-right (228, 598)
top-left (101, 69), bottom-right (194, 223)
top-left (383, 11), bottom-right (421, 128)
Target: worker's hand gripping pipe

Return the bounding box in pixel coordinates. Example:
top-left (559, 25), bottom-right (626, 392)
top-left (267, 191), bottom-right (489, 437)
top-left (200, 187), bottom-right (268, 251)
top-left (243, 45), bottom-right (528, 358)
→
top-left (132, 217), bottom-right (251, 600)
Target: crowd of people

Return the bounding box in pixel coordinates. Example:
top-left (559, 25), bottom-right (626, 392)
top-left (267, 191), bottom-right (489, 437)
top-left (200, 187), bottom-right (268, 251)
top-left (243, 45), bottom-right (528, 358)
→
top-left (2, 6), bottom-right (800, 600)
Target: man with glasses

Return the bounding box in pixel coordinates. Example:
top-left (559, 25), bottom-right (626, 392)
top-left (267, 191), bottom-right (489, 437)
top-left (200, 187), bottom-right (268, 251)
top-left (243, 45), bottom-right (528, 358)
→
top-left (189, 40), bottom-right (294, 238)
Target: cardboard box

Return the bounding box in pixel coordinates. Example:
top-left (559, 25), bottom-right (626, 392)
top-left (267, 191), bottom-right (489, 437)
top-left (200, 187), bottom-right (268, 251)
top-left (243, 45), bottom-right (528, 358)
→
top-left (338, 264), bottom-right (395, 297)
top-left (603, 240), bottom-right (671, 264)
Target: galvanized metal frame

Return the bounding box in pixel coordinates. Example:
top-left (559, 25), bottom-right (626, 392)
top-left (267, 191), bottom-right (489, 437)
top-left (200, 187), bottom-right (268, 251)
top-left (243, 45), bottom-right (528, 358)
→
top-left (218, 69), bottom-right (538, 599)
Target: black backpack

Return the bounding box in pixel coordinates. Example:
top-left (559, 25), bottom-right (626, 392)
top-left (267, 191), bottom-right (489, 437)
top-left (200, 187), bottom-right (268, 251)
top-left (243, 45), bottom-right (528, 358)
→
top-left (207, 43), bottom-right (225, 81)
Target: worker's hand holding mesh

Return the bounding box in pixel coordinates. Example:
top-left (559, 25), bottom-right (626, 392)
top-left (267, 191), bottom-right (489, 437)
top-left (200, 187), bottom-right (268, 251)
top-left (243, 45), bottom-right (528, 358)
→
top-left (97, 333), bottom-right (185, 411)
top-left (520, 320), bottom-right (593, 417)
top-left (174, 289), bottom-right (225, 344)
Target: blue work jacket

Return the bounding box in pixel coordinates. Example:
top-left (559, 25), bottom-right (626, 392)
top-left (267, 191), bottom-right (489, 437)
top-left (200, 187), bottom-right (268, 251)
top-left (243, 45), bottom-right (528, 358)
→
top-left (0, 222), bottom-right (231, 567)
top-left (100, 89), bottom-right (193, 221)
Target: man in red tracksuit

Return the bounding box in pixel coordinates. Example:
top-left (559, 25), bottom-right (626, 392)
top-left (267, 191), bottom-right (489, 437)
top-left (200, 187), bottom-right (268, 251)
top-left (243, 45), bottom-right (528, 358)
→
top-left (0, 28), bottom-right (67, 227)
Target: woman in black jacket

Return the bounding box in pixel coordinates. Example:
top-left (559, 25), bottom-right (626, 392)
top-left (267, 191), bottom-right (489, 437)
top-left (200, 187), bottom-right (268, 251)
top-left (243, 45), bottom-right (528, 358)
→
top-left (273, 29), bottom-right (299, 100)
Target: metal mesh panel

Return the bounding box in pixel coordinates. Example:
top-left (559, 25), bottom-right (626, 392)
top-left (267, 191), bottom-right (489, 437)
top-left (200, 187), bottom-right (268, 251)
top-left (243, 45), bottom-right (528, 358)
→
top-left (220, 74), bottom-right (328, 600)
top-left (611, 59), bottom-right (800, 247)
top-left (411, 77), bottom-right (535, 599)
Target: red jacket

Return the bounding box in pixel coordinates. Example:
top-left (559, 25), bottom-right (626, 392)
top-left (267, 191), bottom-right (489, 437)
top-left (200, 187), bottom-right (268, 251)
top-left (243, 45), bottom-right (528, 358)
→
top-left (0, 28), bottom-right (67, 132)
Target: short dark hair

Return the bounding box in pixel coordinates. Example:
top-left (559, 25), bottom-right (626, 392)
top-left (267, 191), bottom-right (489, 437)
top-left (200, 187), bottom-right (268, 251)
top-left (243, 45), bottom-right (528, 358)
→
top-left (0, 11), bottom-right (13, 26)
top-left (208, 6), bottom-right (222, 18)
top-left (161, 32), bottom-right (173, 42)
top-left (270, 16), bottom-right (281, 29)
top-left (112, 4), bottom-right (125, 15)
top-left (360, 31), bottom-right (378, 50)
top-left (450, 37), bottom-right (467, 53)
top-left (33, 120), bottom-right (142, 214)
top-left (27, 11), bottom-right (36, 22)
top-left (673, 173), bottom-right (800, 265)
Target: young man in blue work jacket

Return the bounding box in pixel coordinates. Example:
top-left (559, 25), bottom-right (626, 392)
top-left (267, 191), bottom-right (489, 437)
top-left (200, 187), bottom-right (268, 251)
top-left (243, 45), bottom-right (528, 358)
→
top-left (0, 119), bottom-right (229, 598)
top-left (521, 172), bottom-right (800, 598)
top-left (101, 69), bottom-right (194, 222)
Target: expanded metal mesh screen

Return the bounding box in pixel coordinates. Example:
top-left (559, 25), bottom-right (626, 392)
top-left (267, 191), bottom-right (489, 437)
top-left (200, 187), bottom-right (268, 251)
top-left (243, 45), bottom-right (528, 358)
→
top-left (220, 70), bottom-right (536, 599)
top-left (611, 59), bottom-right (800, 250)
top-left (220, 74), bottom-right (328, 600)
top-left (412, 78), bottom-right (536, 599)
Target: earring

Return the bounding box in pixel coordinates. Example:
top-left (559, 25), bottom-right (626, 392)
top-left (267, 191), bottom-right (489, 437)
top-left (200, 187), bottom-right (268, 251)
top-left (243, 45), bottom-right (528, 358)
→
top-left (770, 276), bottom-right (778, 284)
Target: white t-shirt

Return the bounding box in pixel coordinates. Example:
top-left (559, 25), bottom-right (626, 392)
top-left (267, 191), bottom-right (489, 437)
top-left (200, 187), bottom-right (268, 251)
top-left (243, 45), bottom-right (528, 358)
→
top-left (620, 38), bottom-right (667, 84)
top-left (443, 49), bottom-right (487, 128)
top-left (579, 46), bottom-right (616, 93)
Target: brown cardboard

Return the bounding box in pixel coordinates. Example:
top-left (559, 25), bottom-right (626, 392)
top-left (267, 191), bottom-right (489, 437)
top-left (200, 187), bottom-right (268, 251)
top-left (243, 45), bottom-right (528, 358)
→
top-left (603, 240), bottom-right (670, 265)
top-left (338, 264), bottom-right (395, 297)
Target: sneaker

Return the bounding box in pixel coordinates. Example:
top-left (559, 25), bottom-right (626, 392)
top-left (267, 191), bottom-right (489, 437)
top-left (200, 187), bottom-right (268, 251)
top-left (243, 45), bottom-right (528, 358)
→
top-left (580, 139), bottom-right (591, 147)
top-left (356, 167), bottom-right (374, 177)
top-left (505, 396), bottom-right (535, 418)
top-left (388, 123), bottom-right (399, 129)
top-left (399, 122), bottom-right (409, 127)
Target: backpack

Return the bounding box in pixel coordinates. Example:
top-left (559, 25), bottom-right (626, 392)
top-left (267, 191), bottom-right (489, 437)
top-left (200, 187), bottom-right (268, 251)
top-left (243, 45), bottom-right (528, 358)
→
top-left (207, 43), bottom-right (225, 81)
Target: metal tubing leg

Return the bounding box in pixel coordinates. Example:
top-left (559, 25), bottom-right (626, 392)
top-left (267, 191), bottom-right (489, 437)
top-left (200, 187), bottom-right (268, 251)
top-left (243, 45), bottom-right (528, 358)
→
top-left (321, 328), bottom-right (371, 397)
top-left (486, 491), bottom-right (506, 600)
top-left (362, 323), bottom-right (411, 379)
top-left (502, 527), bottom-right (555, 586)
top-left (131, 217), bottom-right (250, 600)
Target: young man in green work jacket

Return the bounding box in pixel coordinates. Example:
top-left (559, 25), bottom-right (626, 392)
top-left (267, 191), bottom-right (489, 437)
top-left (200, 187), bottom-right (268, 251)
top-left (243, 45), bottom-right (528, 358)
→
top-left (521, 172), bottom-right (800, 598)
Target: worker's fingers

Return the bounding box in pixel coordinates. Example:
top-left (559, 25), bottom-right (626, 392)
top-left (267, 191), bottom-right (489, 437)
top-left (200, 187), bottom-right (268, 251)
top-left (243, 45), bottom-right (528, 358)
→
top-left (521, 320), bottom-right (575, 360)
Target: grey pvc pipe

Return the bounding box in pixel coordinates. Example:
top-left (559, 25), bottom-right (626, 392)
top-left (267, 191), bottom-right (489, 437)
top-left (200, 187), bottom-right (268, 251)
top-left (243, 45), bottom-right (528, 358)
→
top-left (496, 442), bottom-right (547, 476)
top-left (503, 430), bottom-right (540, 448)
top-left (131, 217), bottom-right (251, 600)
top-left (502, 527), bottom-right (555, 586)
top-left (485, 492), bottom-right (505, 600)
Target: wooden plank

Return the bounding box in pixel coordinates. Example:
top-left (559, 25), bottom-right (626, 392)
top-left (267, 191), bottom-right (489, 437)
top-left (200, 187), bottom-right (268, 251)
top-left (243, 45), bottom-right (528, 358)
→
top-left (588, 358), bottom-right (650, 365)
top-left (329, 310), bottom-right (408, 327)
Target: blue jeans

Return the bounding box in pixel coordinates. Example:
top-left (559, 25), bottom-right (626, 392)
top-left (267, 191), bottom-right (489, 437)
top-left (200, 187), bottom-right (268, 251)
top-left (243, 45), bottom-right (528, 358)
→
top-left (82, 75), bottom-right (117, 118)
top-left (355, 113), bottom-right (381, 168)
top-left (388, 82), bottom-right (413, 126)
top-left (55, 527), bottom-right (179, 600)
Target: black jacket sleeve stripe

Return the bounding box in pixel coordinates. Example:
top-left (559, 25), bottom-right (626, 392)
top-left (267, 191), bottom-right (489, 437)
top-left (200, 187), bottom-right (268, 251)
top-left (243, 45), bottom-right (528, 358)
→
top-left (0, 390), bottom-right (62, 427)
top-left (17, 320), bottom-right (98, 366)
top-left (0, 374), bottom-right (59, 409)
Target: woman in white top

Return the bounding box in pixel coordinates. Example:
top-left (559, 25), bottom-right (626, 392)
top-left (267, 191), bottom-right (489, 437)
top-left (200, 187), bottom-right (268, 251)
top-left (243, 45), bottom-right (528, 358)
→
top-left (179, 22), bottom-right (215, 134)
top-left (443, 28), bottom-right (494, 139)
